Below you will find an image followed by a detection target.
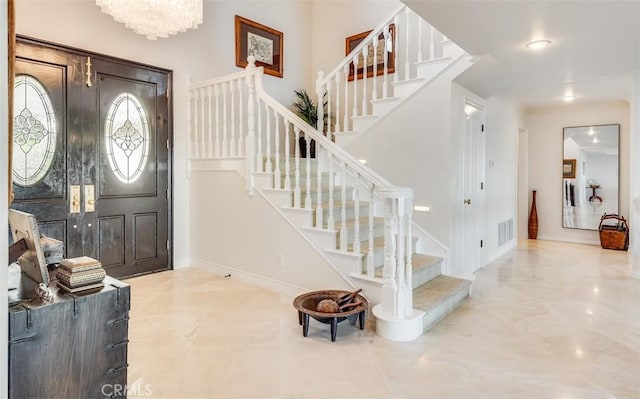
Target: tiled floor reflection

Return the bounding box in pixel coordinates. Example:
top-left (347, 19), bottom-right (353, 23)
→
top-left (126, 240), bottom-right (639, 399)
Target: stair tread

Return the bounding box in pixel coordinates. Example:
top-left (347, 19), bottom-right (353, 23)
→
top-left (373, 254), bottom-right (442, 278)
top-left (415, 56), bottom-right (451, 66)
top-left (392, 77), bottom-right (425, 86)
top-left (351, 114), bottom-right (378, 121)
top-left (412, 275), bottom-right (471, 312)
top-left (370, 96), bottom-right (401, 104)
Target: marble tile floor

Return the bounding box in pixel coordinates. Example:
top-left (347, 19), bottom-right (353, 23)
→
top-left (125, 240), bottom-right (639, 399)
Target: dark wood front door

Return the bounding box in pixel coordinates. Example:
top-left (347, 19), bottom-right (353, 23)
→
top-left (11, 37), bottom-right (172, 278)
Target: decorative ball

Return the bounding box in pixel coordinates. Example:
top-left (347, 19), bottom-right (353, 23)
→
top-left (316, 299), bottom-right (339, 313)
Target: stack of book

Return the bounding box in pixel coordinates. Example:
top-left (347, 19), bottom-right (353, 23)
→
top-left (56, 256), bottom-right (106, 293)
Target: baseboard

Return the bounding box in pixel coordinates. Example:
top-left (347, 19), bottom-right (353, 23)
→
top-left (536, 235), bottom-right (600, 246)
top-left (483, 240), bottom-right (517, 266)
top-left (190, 258), bottom-right (308, 298)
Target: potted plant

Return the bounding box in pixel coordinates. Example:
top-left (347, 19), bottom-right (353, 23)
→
top-left (292, 88), bottom-right (329, 158)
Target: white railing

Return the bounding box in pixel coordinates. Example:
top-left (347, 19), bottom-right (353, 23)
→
top-left (315, 4), bottom-right (450, 139)
top-left (189, 57), bottom-right (416, 320)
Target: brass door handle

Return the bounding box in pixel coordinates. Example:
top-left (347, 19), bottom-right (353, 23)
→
top-left (87, 199), bottom-right (96, 205)
top-left (464, 198), bottom-right (471, 205)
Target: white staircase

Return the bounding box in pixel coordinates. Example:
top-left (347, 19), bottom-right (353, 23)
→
top-left (188, 4), bottom-right (472, 342)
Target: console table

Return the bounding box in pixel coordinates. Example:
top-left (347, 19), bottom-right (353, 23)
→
top-left (8, 271), bottom-right (130, 399)
top-left (589, 185), bottom-right (603, 203)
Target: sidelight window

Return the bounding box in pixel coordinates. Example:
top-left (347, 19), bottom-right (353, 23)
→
top-left (12, 74), bottom-right (58, 187)
top-left (105, 92), bottom-right (150, 183)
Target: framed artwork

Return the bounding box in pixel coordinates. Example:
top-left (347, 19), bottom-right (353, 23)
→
top-left (563, 159), bottom-right (576, 179)
top-left (235, 15), bottom-right (283, 78)
top-left (345, 24), bottom-right (395, 81)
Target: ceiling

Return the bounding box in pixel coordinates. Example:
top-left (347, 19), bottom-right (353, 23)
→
top-left (404, 0), bottom-right (640, 110)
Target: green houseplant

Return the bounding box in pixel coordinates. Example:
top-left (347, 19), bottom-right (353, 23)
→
top-left (292, 88), bottom-right (329, 158)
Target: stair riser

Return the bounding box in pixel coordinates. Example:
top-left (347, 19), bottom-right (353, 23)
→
top-left (361, 237), bottom-right (420, 268)
top-left (336, 223), bottom-right (385, 249)
top-left (265, 159), bottom-right (319, 172)
top-left (295, 187), bottom-right (354, 207)
top-left (423, 283), bottom-right (470, 332)
top-left (371, 99), bottom-right (400, 115)
top-left (416, 59), bottom-right (450, 80)
top-left (352, 116), bottom-right (377, 132)
top-left (412, 261), bottom-right (442, 289)
top-left (442, 42), bottom-right (464, 59)
top-left (316, 203), bottom-right (370, 226)
top-left (272, 174), bottom-right (333, 190)
top-left (392, 82), bottom-right (422, 98)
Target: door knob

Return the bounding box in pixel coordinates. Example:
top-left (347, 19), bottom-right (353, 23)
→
top-left (464, 198), bottom-right (471, 205)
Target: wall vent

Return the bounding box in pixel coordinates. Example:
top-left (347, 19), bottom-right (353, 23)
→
top-left (498, 218), bottom-right (514, 247)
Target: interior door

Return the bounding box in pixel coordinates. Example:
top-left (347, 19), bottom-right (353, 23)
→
top-left (462, 103), bottom-right (486, 274)
top-left (11, 37), bottom-right (172, 278)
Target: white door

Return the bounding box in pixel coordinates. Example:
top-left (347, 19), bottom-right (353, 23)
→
top-left (462, 102), bottom-right (486, 274)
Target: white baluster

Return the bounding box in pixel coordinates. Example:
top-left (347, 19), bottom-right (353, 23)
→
top-left (206, 86), bottom-right (213, 158)
top-left (238, 79), bottom-right (245, 157)
top-left (274, 113), bottom-right (281, 189)
top-left (222, 82), bottom-right (228, 157)
top-left (294, 127), bottom-right (301, 208)
top-left (429, 25), bottom-right (435, 60)
top-left (343, 64), bottom-right (349, 130)
top-left (305, 137), bottom-right (312, 209)
top-left (396, 197), bottom-right (406, 317)
top-left (316, 71), bottom-right (325, 134)
top-left (315, 142), bottom-right (323, 227)
top-left (417, 16), bottom-right (423, 63)
top-left (326, 79), bottom-right (331, 138)
top-left (334, 74), bottom-right (341, 133)
top-left (188, 87), bottom-right (194, 159)
top-left (265, 104), bottom-right (272, 173)
top-left (352, 56), bottom-right (358, 118)
top-left (405, 7), bottom-right (411, 79)
top-left (362, 46), bottom-right (368, 116)
top-left (372, 33), bottom-right (379, 101)
top-left (327, 153), bottom-right (335, 231)
top-left (353, 174), bottom-right (361, 254)
top-left (245, 56), bottom-right (257, 194)
top-left (255, 95), bottom-right (263, 171)
top-left (367, 185), bottom-right (375, 277)
top-left (383, 25), bottom-right (390, 99)
top-left (393, 14), bottom-right (399, 83)
top-left (214, 84), bottom-right (221, 158)
top-left (230, 80), bottom-right (236, 156)
top-left (284, 123), bottom-right (291, 190)
top-left (199, 87), bottom-right (206, 158)
top-left (340, 162), bottom-right (348, 251)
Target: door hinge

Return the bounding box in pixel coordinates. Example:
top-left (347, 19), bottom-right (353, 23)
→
top-left (166, 139), bottom-right (170, 150)
top-left (85, 57), bottom-right (92, 87)
top-left (166, 240), bottom-right (170, 251)
top-left (481, 124), bottom-right (485, 132)
top-left (480, 240), bottom-right (484, 248)
top-left (480, 182), bottom-right (484, 190)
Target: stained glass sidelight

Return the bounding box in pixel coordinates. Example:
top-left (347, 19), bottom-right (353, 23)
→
top-left (105, 93), bottom-right (150, 183)
top-left (12, 75), bottom-right (58, 187)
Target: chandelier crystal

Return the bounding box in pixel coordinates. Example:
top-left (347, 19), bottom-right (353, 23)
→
top-left (96, 0), bottom-right (203, 40)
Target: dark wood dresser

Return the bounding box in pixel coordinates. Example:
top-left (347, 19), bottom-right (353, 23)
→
top-left (8, 273), bottom-right (130, 399)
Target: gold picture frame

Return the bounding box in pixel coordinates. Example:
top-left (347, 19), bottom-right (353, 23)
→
top-left (345, 24), bottom-right (395, 81)
top-left (563, 159), bottom-right (576, 179)
top-left (235, 15), bottom-right (283, 78)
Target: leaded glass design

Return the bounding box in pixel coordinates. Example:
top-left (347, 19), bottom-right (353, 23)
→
top-left (105, 93), bottom-right (150, 184)
top-left (12, 75), bottom-right (57, 187)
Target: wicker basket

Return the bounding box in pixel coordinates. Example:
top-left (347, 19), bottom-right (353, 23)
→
top-left (598, 214), bottom-right (629, 251)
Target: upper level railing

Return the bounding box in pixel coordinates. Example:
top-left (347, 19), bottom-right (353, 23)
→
top-left (315, 4), bottom-right (451, 138)
top-left (189, 57), bottom-right (416, 319)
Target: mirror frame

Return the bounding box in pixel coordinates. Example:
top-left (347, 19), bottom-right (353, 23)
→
top-left (562, 124), bottom-right (620, 231)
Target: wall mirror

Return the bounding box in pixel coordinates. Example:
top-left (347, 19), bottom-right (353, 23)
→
top-left (562, 124), bottom-right (619, 230)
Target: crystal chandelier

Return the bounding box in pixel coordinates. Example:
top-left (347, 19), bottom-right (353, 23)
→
top-left (96, 0), bottom-right (203, 40)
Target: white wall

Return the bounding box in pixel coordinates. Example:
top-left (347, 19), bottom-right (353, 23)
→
top-left (1, 3), bottom-right (8, 396)
top-left (525, 102), bottom-right (630, 244)
top-left (482, 94), bottom-right (521, 263)
top-left (189, 170), bottom-right (353, 292)
top-left (15, 0), bottom-right (313, 268)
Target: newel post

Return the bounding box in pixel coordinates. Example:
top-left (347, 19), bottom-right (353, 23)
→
top-left (373, 187), bottom-right (423, 342)
top-left (245, 56), bottom-right (257, 195)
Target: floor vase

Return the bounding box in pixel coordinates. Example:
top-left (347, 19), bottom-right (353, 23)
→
top-left (528, 190), bottom-right (538, 239)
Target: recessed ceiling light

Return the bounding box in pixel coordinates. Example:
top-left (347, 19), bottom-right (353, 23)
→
top-left (563, 95), bottom-right (575, 102)
top-left (525, 39), bottom-right (552, 50)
